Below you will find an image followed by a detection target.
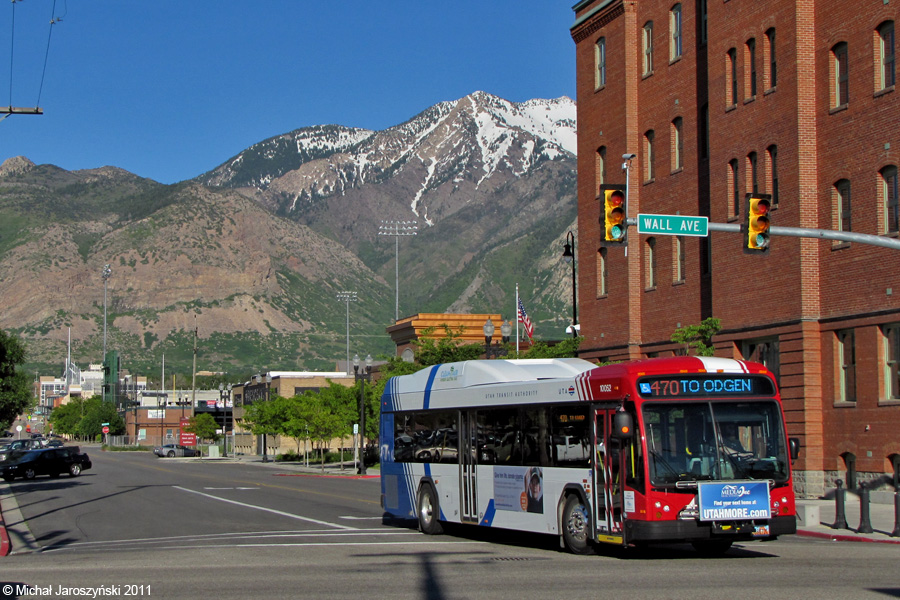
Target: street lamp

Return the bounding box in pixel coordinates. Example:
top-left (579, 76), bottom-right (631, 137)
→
top-left (336, 291), bottom-right (358, 374)
top-left (256, 373), bottom-right (272, 462)
top-left (562, 231), bottom-right (578, 338)
top-left (483, 318), bottom-right (495, 358)
top-left (378, 220), bottom-right (417, 322)
top-left (353, 353), bottom-right (373, 475)
top-left (483, 319), bottom-right (511, 359)
top-left (101, 264), bottom-right (111, 401)
top-left (219, 383), bottom-right (232, 457)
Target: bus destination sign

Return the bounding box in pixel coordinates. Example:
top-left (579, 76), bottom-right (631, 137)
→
top-left (637, 375), bottom-right (775, 398)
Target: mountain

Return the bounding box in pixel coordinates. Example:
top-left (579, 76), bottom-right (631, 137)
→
top-left (0, 92), bottom-right (577, 379)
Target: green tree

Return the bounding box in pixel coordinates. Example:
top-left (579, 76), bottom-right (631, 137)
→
top-left (414, 325), bottom-right (485, 366)
top-left (49, 399), bottom-right (85, 436)
top-left (0, 330), bottom-right (35, 431)
top-left (185, 412), bottom-right (220, 443)
top-left (298, 392), bottom-right (343, 471)
top-left (671, 318), bottom-right (722, 356)
top-left (77, 398), bottom-right (125, 440)
top-left (241, 397), bottom-right (282, 440)
top-left (517, 337), bottom-right (582, 359)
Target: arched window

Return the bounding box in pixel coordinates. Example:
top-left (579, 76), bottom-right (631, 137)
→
top-left (595, 37), bottom-right (607, 89)
top-left (878, 21), bottom-right (895, 90)
top-left (643, 21), bottom-right (655, 75)
top-left (834, 179), bottom-right (851, 232)
top-left (645, 238), bottom-right (657, 289)
top-left (728, 159), bottom-right (739, 218)
top-left (882, 165), bottom-right (899, 233)
top-left (596, 146), bottom-right (607, 185)
top-left (767, 145), bottom-right (779, 207)
top-left (644, 130), bottom-right (655, 181)
top-left (832, 42), bottom-right (849, 107)
top-left (746, 38), bottom-right (757, 97)
top-left (765, 28), bottom-right (777, 89)
top-left (597, 248), bottom-right (608, 297)
top-left (671, 117), bottom-right (683, 171)
top-left (670, 4), bottom-right (682, 60)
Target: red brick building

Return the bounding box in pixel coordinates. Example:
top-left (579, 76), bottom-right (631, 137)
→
top-left (571, 0), bottom-right (899, 496)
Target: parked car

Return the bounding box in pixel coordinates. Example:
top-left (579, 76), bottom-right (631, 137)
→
top-left (154, 444), bottom-right (200, 458)
top-left (0, 447), bottom-right (92, 481)
top-left (0, 438), bottom-right (40, 461)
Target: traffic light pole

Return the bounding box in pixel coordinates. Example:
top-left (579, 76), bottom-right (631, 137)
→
top-left (626, 218), bottom-right (900, 251)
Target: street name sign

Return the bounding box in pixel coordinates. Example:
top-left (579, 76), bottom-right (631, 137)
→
top-left (637, 214), bottom-right (709, 237)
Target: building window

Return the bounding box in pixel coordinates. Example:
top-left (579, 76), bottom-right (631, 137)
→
top-left (746, 38), bottom-right (757, 98)
top-left (883, 165), bottom-right (899, 234)
top-left (883, 323), bottom-right (900, 400)
top-left (833, 42), bottom-right (849, 107)
top-left (644, 130), bottom-right (655, 181)
top-left (728, 159), bottom-right (739, 218)
top-left (597, 248), bottom-right (608, 296)
top-left (835, 179), bottom-right (851, 232)
top-left (672, 117), bottom-right (683, 171)
top-left (743, 338), bottom-right (780, 383)
top-left (595, 37), bottom-right (607, 89)
top-left (674, 236), bottom-right (685, 283)
top-left (698, 0), bottom-right (707, 46)
top-left (643, 21), bottom-right (654, 75)
top-left (837, 329), bottom-right (856, 403)
top-left (727, 48), bottom-right (738, 106)
top-left (767, 145), bottom-right (779, 207)
top-left (766, 28), bottom-right (777, 89)
top-left (747, 151), bottom-right (759, 194)
top-left (645, 238), bottom-right (657, 289)
top-left (879, 21), bottom-right (896, 90)
top-left (597, 146), bottom-right (607, 185)
top-left (670, 4), bottom-right (682, 61)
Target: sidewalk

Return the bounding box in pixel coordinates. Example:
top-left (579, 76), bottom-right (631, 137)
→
top-left (796, 490), bottom-right (900, 544)
top-left (204, 452), bottom-right (381, 478)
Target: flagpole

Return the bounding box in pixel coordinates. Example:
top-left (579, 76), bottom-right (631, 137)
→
top-left (515, 283), bottom-right (520, 356)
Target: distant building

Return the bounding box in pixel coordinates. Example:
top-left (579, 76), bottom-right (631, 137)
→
top-left (387, 313), bottom-right (522, 360)
top-left (571, 0), bottom-right (900, 496)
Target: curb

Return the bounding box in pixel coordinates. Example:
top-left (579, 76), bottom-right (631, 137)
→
top-left (796, 529), bottom-right (900, 544)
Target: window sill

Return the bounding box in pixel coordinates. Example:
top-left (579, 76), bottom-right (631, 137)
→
top-left (644, 286), bottom-right (657, 293)
top-left (829, 103), bottom-right (849, 115)
top-left (596, 294), bottom-right (609, 300)
top-left (643, 177), bottom-right (656, 186)
top-left (885, 230), bottom-right (900, 238)
top-left (726, 215), bottom-right (740, 223)
top-left (725, 104), bottom-right (737, 113)
top-left (764, 86), bottom-right (777, 96)
top-left (595, 84), bottom-right (606, 93)
top-left (874, 85), bottom-right (895, 99)
top-left (878, 398), bottom-right (900, 407)
top-left (833, 400), bottom-right (857, 408)
top-left (744, 95), bottom-right (756, 105)
top-left (642, 71), bottom-right (654, 80)
top-left (670, 167), bottom-right (684, 176)
top-left (669, 55), bottom-right (682, 66)
top-left (672, 280), bottom-right (685, 287)
top-left (831, 241), bottom-right (851, 251)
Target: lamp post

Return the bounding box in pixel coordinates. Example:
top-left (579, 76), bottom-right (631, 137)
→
top-left (484, 319), bottom-right (511, 359)
top-left (257, 373), bottom-right (272, 462)
top-left (353, 353), bottom-right (373, 475)
top-left (218, 383), bottom-right (232, 457)
top-left (336, 291), bottom-right (358, 374)
top-left (378, 220), bottom-right (417, 322)
top-left (101, 264), bottom-right (111, 401)
top-left (562, 231), bottom-right (578, 338)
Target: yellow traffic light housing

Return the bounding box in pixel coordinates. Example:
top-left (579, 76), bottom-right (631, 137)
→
top-left (744, 194), bottom-right (772, 253)
top-left (600, 184), bottom-right (628, 245)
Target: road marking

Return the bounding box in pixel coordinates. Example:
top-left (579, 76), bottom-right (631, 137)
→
top-left (203, 487), bottom-right (260, 490)
top-left (174, 486), bottom-right (356, 530)
top-left (339, 516), bottom-right (384, 520)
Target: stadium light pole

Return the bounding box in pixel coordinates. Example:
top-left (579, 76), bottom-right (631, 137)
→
top-left (101, 264), bottom-right (111, 401)
top-left (336, 292), bottom-right (358, 373)
top-left (378, 220), bottom-right (417, 322)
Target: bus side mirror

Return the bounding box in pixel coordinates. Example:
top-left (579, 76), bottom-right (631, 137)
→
top-left (612, 411), bottom-right (634, 440)
top-left (789, 437), bottom-right (800, 462)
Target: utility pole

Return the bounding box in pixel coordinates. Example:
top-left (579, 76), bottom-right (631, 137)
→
top-left (191, 320), bottom-right (198, 413)
top-left (378, 220), bottom-right (417, 322)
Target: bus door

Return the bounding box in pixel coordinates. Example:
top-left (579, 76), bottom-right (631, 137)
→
top-left (593, 409), bottom-right (625, 542)
top-left (458, 410), bottom-right (478, 523)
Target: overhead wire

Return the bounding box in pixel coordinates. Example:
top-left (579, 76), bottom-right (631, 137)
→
top-left (36, 0), bottom-right (63, 108)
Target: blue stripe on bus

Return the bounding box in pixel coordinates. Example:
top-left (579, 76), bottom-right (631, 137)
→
top-left (480, 499), bottom-right (496, 526)
top-left (422, 364), bottom-right (441, 410)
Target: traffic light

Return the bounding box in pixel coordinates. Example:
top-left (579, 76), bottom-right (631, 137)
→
top-left (744, 193), bottom-right (772, 253)
top-left (600, 184), bottom-right (628, 245)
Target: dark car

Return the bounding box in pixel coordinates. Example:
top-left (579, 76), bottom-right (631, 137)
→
top-left (153, 444), bottom-right (200, 458)
top-left (0, 447), bottom-right (92, 481)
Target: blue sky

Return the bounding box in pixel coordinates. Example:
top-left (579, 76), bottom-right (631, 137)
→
top-left (0, 1), bottom-right (577, 184)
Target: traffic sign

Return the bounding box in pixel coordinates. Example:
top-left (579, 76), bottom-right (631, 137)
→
top-left (102, 426), bottom-right (110, 434)
top-left (637, 214), bottom-right (708, 237)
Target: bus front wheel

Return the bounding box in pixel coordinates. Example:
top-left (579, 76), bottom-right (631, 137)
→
top-left (417, 484), bottom-right (443, 535)
top-left (562, 494), bottom-right (594, 555)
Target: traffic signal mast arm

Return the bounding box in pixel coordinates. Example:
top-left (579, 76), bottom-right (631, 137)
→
top-left (625, 218), bottom-right (900, 251)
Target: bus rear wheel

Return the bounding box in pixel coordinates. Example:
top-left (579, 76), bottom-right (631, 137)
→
top-left (417, 485), bottom-right (443, 535)
top-left (562, 494), bottom-right (594, 555)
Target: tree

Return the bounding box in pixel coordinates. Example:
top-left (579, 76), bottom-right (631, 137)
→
top-left (413, 325), bottom-right (485, 366)
top-left (517, 337), bottom-right (582, 359)
top-left (49, 399), bottom-right (85, 437)
top-left (298, 392), bottom-right (344, 471)
top-left (184, 413), bottom-right (220, 443)
top-left (671, 318), bottom-right (722, 356)
top-left (77, 398), bottom-right (125, 440)
top-left (0, 330), bottom-right (35, 431)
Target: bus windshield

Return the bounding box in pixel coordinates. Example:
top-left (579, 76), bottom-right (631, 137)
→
top-left (642, 401), bottom-right (789, 486)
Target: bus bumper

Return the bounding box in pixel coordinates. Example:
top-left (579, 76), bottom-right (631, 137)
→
top-left (623, 515), bottom-right (797, 543)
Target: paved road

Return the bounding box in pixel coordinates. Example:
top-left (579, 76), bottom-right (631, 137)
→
top-left (1, 450), bottom-right (899, 600)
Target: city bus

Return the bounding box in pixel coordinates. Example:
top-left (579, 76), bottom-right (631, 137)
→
top-left (379, 356), bottom-right (799, 555)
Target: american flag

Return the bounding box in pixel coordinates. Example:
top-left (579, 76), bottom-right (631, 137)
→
top-left (518, 298), bottom-right (534, 340)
